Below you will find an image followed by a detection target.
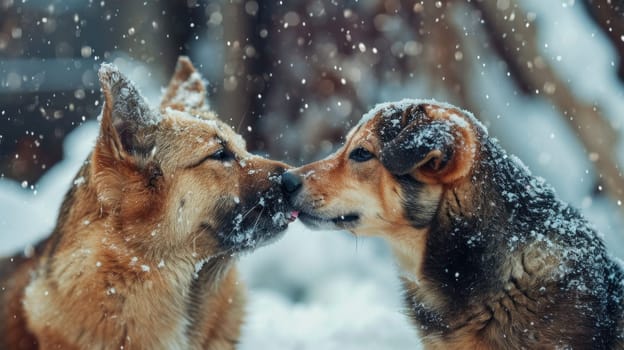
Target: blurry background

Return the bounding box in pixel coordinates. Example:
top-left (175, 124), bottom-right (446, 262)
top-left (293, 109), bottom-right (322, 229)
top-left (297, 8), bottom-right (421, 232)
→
top-left (1, 0), bottom-right (624, 348)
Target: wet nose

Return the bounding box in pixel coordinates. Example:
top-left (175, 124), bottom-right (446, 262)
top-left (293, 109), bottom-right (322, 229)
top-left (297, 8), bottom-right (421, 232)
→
top-left (281, 171), bottom-right (302, 195)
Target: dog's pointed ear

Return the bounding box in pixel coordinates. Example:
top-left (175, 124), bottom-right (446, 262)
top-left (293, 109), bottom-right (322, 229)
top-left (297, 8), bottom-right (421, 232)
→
top-left (379, 104), bottom-right (477, 184)
top-left (97, 63), bottom-right (159, 162)
top-left (160, 56), bottom-right (207, 112)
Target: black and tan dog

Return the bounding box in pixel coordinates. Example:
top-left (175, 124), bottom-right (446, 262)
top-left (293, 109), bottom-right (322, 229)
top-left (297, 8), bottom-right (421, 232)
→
top-left (0, 57), bottom-right (297, 349)
top-left (282, 99), bottom-right (624, 349)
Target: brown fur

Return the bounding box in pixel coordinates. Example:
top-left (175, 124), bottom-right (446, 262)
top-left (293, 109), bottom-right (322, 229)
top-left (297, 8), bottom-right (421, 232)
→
top-left (0, 57), bottom-right (294, 349)
top-left (284, 100), bottom-right (624, 349)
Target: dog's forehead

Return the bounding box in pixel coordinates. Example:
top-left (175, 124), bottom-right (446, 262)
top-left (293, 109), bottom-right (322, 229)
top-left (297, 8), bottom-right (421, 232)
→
top-left (345, 123), bottom-right (364, 141)
top-left (162, 108), bottom-right (246, 149)
top-left (353, 106), bottom-right (413, 145)
top-left (218, 122), bottom-right (247, 150)
top-left (358, 103), bottom-right (418, 134)
top-left (355, 100), bottom-right (485, 142)
top-left (347, 119), bottom-right (377, 144)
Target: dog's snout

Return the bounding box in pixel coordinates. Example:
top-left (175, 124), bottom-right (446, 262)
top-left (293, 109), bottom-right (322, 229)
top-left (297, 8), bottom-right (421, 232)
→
top-left (281, 171), bottom-right (302, 195)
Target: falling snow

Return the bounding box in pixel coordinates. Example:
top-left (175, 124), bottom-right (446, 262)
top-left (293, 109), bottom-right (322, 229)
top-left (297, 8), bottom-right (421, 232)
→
top-left (1, 0), bottom-right (624, 349)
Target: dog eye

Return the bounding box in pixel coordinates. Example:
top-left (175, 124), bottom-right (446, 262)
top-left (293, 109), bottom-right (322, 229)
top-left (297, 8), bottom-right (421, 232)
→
top-left (188, 149), bottom-right (234, 168)
top-left (349, 147), bottom-right (374, 162)
top-left (209, 148), bottom-right (234, 162)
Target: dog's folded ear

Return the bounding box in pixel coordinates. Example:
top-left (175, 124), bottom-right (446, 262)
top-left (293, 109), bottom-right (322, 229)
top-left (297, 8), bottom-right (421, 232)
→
top-left (160, 56), bottom-right (208, 112)
top-left (97, 63), bottom-right (160, 162)
top-left (379, 104), bottom-right (477, 184)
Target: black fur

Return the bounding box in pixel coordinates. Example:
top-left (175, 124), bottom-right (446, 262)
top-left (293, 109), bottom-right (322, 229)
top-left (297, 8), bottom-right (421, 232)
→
top-left (402, 136), bottom-right (624, 348)
top-left (213, 167), bottom-right (291, 252)
top-left (378, 106), bottom-right (456, 176)
top-left (397, 176), bottom-right (439, 229)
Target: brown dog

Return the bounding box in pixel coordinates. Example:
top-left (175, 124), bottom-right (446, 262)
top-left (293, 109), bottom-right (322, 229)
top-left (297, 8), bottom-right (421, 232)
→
top-left (282, 99), bottom-right (624, 349)
top-left (0, 57), bottom-right (297, 349)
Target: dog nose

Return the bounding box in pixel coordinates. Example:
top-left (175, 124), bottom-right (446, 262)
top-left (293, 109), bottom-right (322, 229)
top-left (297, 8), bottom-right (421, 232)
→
top-left (281, 171), bottom-right (302, 195)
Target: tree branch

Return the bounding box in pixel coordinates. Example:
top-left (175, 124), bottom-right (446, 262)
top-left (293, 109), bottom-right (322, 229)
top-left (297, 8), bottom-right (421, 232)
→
top-left (472, 0), bottom-right (624, 211)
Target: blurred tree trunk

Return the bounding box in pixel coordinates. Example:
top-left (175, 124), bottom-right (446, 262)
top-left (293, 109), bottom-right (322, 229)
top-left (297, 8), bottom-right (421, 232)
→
top-left (217, 0), bottom-right (272, 153)
top-left (217, 0), bottom-right (248, 133)
top-left (583, 0), bottom-right (624, 81)
top-left (472, 0), bottom-right (624, 209)
top-left (418, 0), bottom-right (473, 109)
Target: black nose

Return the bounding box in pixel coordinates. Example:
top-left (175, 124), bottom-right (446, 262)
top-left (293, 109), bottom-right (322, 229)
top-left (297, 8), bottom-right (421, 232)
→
top-left (281, 171), bottom-right (302, 195)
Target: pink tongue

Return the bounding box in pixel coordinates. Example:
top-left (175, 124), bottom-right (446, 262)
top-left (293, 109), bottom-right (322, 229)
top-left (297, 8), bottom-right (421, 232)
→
top-left (290, 211), bottom-right (300, 219)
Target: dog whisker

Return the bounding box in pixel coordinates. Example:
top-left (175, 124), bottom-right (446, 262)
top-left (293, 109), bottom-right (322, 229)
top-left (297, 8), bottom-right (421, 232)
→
top-left (215, 202), bottom-right (263, 241)
top-left (250, 206), bottom-right (266, 233)
top-left (376, 214), bottom-right (393, 224)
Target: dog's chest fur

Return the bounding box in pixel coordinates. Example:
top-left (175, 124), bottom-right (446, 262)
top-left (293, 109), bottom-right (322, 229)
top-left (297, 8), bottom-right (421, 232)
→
top-left (23, 239), bottom-right (242, 350)
top-left (14, 171), bottom-right (243, 350)
top-left (399, 139), bottom-right (624, 349)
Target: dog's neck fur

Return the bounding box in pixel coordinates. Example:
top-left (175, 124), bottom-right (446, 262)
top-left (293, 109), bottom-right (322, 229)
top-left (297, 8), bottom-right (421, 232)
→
top-left (400, 137), bottom-right (624, 349)
top-left (22, 163), bottom-right (242, 350)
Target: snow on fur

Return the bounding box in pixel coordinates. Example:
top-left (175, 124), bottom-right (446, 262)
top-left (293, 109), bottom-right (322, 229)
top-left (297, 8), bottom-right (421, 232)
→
top-left (98, 63), bottom-right (161, 126)
top-left (166, 70), bottom-right (209, 111)
top-left (0, 122), bottom-right (423, 349)
top-left (358, 98), bottom-right (488, 135)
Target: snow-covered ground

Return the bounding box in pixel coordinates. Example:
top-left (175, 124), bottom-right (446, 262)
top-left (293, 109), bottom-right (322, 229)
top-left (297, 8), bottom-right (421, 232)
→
top-left (238, 223), bottom-right (421, 350)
